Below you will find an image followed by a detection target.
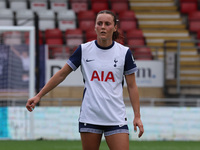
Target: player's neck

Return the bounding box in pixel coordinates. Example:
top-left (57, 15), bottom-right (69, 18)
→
top-left (97, 39), bottom-right (113, 48)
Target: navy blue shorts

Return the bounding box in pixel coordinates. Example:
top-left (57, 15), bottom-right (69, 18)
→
top-left (79, 122), bottom-right (129, 136)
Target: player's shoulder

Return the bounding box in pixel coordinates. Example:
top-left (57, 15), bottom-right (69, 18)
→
top-left (114, 41), bottom-right (129, 49)
top-left (81, 40), bottom-right (95, 48)
top-left (114, 41), bottom-right (129, 54)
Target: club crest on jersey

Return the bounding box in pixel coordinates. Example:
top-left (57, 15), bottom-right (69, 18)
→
top-left (114, 58), bottom-right (118, 67)
top-left (91, 70), bottom-right (115, 82)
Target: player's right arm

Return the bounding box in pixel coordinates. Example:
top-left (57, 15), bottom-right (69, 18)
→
top-left (26, 63), bottom-right (72, 112)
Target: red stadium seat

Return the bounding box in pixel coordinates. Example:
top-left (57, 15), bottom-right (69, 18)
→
top-left (45, 28), bottom-right (62, 39)
top-left (86, 30), bottom-right (97, 42)
top-left (188, 11), bottom-right (200, 32)
top-left (110, 0), bottom-right (129, 14)
top-left (46, 38), bottom-right (63, 45)
top-left (91, 2), bottom-right (109, 13)
top-left (132, 47), bottom-right (153, 60)
top-left (126, 29), bottom-right (144, 39)
top-left (70, 0), bottom-right (88, 13)
top-left (25, 30), bottom-right (43, 45)
top-left (180, 2), bottom-right (197, 14)
top-left (188, 11), bottom-right (200, 21)
top-left (78, 11), bottom-right (96, 31)
top-left (48, 46), bottom-right (70, 59)
top-left (118, 11), bottom-right (137, 31)
top-left (197, 31), bottom-right (200, 39)
top-left (127, 39), bottom-right (145, 47)
top-left (180, 0), bottom-right (198, 2)
top-left (65, 28), bottom-right (83, 46)
top-left (189, 21), bottom-right (200, 32)
top-left (126, 29), bottom-right (145, 46)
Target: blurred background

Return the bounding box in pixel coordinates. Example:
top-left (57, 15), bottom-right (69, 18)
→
top-left (0, 0), bottom-right (200, 143)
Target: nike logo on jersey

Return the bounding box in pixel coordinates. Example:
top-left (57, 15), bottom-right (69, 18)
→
top-left (86, 59), bottom-right (95, 62)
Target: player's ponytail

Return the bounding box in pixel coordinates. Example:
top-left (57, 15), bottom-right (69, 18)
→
top-left (97, 10), bottom-right (124, 43)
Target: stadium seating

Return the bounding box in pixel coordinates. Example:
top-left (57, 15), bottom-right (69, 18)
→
top-left (0, 1), bottom-right (6, 9)
top-left (30, 0), bottom-right (47, 11)
top-left (126, 29), bottom-right (145, 46)
top-left (2, 31), bottom-right (22, 45)
top-left (180, 1), bottom-right (198, 14)
top-left (0, 9), bottom-right (14, 26)
top-left (118, 10), bottom-right (137, 31)
top-left (45, 33), bottom-right (63, 45)
top-left (188, 11), bottom-right (200, 32)
top-left (197, 31), bottom-right (200, 39)
top-left (85, 30), bottom-right (97, 42)
top-left (91, 0), bottom-right (109, 13)
top-left (36, 10), bottom-right (55, 31)
top-left (16, 9), bottom-right (34, 26)
top-left (132, 47), bottom-right (153, 60)
top-left (110, 0), bottom-right (129, 14)
top-left (24, 30), bottom-right (44, 45)
top-left (65, 28), bottom-right (83, 47)
top-left (50, 0), bottom-right (69, 12)
top-left (78, 10), bottom-right (96, 31)
top-left (9, 0), bottom-right (27, 10)
top-left (45, 29), bottom-right (64, 45)
top-left (70, 0), bottom-right (89, 13)
top-left (48, 46), bottom-right (70, 59)
top-left (57, 10), bottom-right (76, 31)
top-left (45, 28), bottom-right (63, 39)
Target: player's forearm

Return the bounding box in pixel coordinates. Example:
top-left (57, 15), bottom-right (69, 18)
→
top-left (127, 86), bottom-right (141, 118)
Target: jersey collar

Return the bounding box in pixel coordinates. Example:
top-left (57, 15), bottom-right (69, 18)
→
top-left (95, 40), bottom-right (114, 50)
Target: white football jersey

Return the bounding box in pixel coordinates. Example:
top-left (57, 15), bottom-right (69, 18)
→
top-left (67, 40), bottom-right (137, 125)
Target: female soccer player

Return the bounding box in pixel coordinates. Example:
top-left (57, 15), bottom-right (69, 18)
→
top-left (26, 10), bottom-right (144, 150)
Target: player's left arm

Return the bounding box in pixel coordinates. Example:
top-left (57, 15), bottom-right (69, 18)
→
top-left (125, 73), bottom-right (144, 138)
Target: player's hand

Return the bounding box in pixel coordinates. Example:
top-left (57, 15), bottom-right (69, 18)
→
top-left (26, 96), bottom-right (40, 112)
top-left (133, 117), bottom-right (144, 138)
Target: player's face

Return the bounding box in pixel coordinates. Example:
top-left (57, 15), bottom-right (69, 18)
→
top-left (95, 13), bottom-right (117, 41)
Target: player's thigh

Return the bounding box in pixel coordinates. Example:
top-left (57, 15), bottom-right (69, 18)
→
top-left (80, 132), bottom-right (102, 150)
top-left (105, 133), bottom-right (129, 150)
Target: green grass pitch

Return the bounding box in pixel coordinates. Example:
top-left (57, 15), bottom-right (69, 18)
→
top-left (0, 140), bottom-right (199, 150)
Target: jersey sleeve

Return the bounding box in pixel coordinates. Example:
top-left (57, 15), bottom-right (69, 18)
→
top-left (124, 49), bottom-right (138, 75)
top-left (66, 45), bottom-right (82, 71)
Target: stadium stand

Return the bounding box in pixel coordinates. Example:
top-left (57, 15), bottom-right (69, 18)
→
top-left (0, 1), bottom-right (6, 9)
top-left (118, 10), bottom-right (137, 31)
top-left (126, 29), bottom-right (145, 47)
top-left (2, 31), bottom-right (22, 45)
top-left (188, 11), bottom-right (200, 33)
top-left (77, 10), bottom-right (96, 31)
top-left (49, 0), bottom-right (69, 12)
top-left (0, 9), bottom-right (14, 26)
top-left (130, 0), bottom-right (200, 97)
top-left (65, 28), bottom-right (83, 47)
top-left (45, 28), bottom-right (63, 39)
top-left (85, 30), bottom-right (96, 42)
top-left (30, 0), bottom-right (47, 11)
top-left (0, 0), bottom-right (199, 99)
top-left (91, 0), bottom-right (109, 13)
top-left (110, 0), bottom-right (129, 14)
top-left (9, 0), bottom-right (27, 11)
top-left (16, 9), bottom-right (34, 26)
top-left (36, 10), bottom-right (55, 31)
top-left (180, 0), bottom-right (198, 15)
top-left (132, 47), bottom-right (153, 60)
top-left (70, 0), bottom-right (89, 13)
top-left (57, 10), bottom-right (76, 31)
